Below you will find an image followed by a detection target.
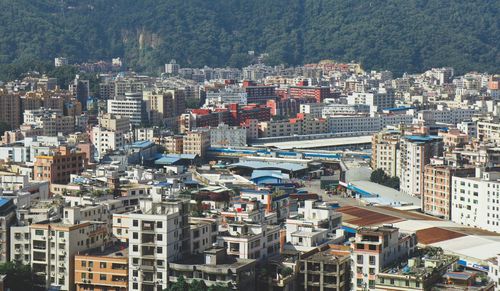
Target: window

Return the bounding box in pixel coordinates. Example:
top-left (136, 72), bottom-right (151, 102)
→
top-left (35, 230), bottom-right (44, 236)
top-left (133, 220), bottom-right (138, 227)
top-left (157, 234), bottom-right (163, 241)
top-left (133, 245), bottom-right (138, 252)
top-left (88, 261), bottom-right (94, 268)
top-left (100, 262), bottom-right (107, 268)
top-left (157, 247), bottom-right (163, 254)
top-left (59, 232), bottom-right (64, 238)
top-left (369, 256), bottom-right (376, 265)
top-left (157, 221), bottom-right (163, 228)
top-left (357, 255), bottom-right (363, 264)
top-left (157, 272), bottom-right (163, 279)
top-left (133, 232), bottom-right (138, 239)
top-left (100, 274), bottom-right (106, 280)
top-left (81, 261), bottom-right (86, 267)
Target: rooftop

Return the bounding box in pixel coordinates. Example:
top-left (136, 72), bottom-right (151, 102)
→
top-left (79, 244), bottom-right (129, 258)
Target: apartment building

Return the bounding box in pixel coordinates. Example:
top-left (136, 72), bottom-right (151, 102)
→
top-left (416, 107), bottom-right (478, 126)
top-left (218, 223), bottom-right (281, 261)
top-left (204, 87), bottom-right (247, 106)
top-left (322, 104), bottom-right (370, 117)
top-left (10, 225), bottom-right (30, 264)
top-left (107, 93), bottom-right (145, 125)
top-left (0, 199), bottom-right (16, 263)
top-left (399, 136), bottom-right (443, 197)
top-left (289, 86), bottom-right (331, 103)
top-left (244, 85), bottom-right (278, 104)
top-left (34, 146), bottom-right (87, 184)
top-left (0, 91), bottom-right (21, 130)
top-left (298, 245), bottom-right (351, 291)
top-left (209, 123), bottom-right (247, 147)
top-left (91, 126), bottom-right (125, 159)
top-left (258, 115), bottom-right (327, 138)
top-left (128, 199), bottom-right (189, 291)
top-left (163, 135), bottom-right (184, 154)
top-left (347, 91), bottom-right (395, 112)
top-left (98, 113), bottom-right (130, 132)
top-left (300, 103), bottom-right (328, 118)
top-left (451, 169), bottom-right (500, 232)
top-left (285, 200), bottom-right (342, 250)
top-left (74, 246), bottom-right (128, 291)
top-left (189, 217), bottom-right (218, 255)
top-left (422, 164), bottom-right (474, 220)
top-left (167, 247), bottom-right (256, 291)
top-left (371, 130), bottom-right (401, 177)
top-left (327, 114), bottom-right (413, 134)
top-left (183, 130), bottom-right (210, 158)
top-left (375, 248), bottom-right (458, 290)
top-left (143, 89), bottom-right (185, 125)
top-left (30, 221), bottom-right (108, 291)
top-left (23, 108), bottom-right (75, 136)
top-left (351, 226), bottom-right (417, 290)
top-left (478, 120), bottom-right (500, 145)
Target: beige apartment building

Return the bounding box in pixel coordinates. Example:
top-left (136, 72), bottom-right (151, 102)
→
top-left (183, 130), bottom-right (210, 158)
top-left (371, 130), bottom-right (401, 177)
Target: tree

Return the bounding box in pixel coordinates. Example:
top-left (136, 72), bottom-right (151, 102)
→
top-left (0, 261), bottom-right (37, 290)
top-left (189, 280), bottom-right (207, 291)
top-left (370, 169), bottom-right (400, 190)
top-left (370, 169), bottom-right (387, 185)
top-left (281, 267), bottom-right (293, 277)
top-left (207, 284), bottom-right (231, 291)
top-left (167, 275), bottom-right (189, 291)
top-left (185, 98), bottom-right (201, 109)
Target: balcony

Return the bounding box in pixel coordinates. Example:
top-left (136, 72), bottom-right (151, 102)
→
top-left (142, 272), bottom-right (154, 282)
top-left (141, 233), bottom-right (155, 244)
top-left (141, 246), bottom-right (155, 256)
top-left (111, 263), bottom-right (127, 270)
top-left (141, 222), bottom-right (155, 232)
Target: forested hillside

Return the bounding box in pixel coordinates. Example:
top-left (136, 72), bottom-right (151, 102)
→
top-left (0, 0), bottom-right (498, 78)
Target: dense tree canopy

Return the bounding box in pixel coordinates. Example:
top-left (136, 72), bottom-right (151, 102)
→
top-left (370, 169), bottom-right (400, 190)
top-left (0, 0), bottom-right (498, 79)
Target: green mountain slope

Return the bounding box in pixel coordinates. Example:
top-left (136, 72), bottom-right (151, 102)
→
top-left (0, 0), bottom-right (498, 77)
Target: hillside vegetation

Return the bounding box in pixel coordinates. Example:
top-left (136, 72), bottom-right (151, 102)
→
top-left (0, 0), bottom-right (498, 78)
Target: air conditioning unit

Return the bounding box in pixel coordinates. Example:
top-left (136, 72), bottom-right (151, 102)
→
top-left (87, 267), bottom-right (92, 271)
top-left (60, 238), bottom-right (66, 242)
top-left (133, 277), bottom-right (137, 282)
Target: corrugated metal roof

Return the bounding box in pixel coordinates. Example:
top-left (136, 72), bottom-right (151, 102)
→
top-left (416, 227), bottom-right (465, 245)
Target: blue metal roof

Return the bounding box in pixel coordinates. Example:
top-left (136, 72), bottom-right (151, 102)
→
top-left (384, 106), bottom-right (415, 111)
top-left (155, 156), bottom-right (181, 165)
top-left (0, 198), bottom-right (10, 207)
top-left (403, 135), bottom-right (442, 142)
top-left (131, 140), bottom-right (154, 148)
top-left (251, 170), bottom-right (285, 180)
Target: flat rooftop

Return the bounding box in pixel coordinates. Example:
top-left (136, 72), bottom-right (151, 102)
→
top-left (252, 135), bottom-right (372, 150)
top-left (349, 180), bottom-right (422, 206)
top-left (78, 244), bottom-right (128, 258)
